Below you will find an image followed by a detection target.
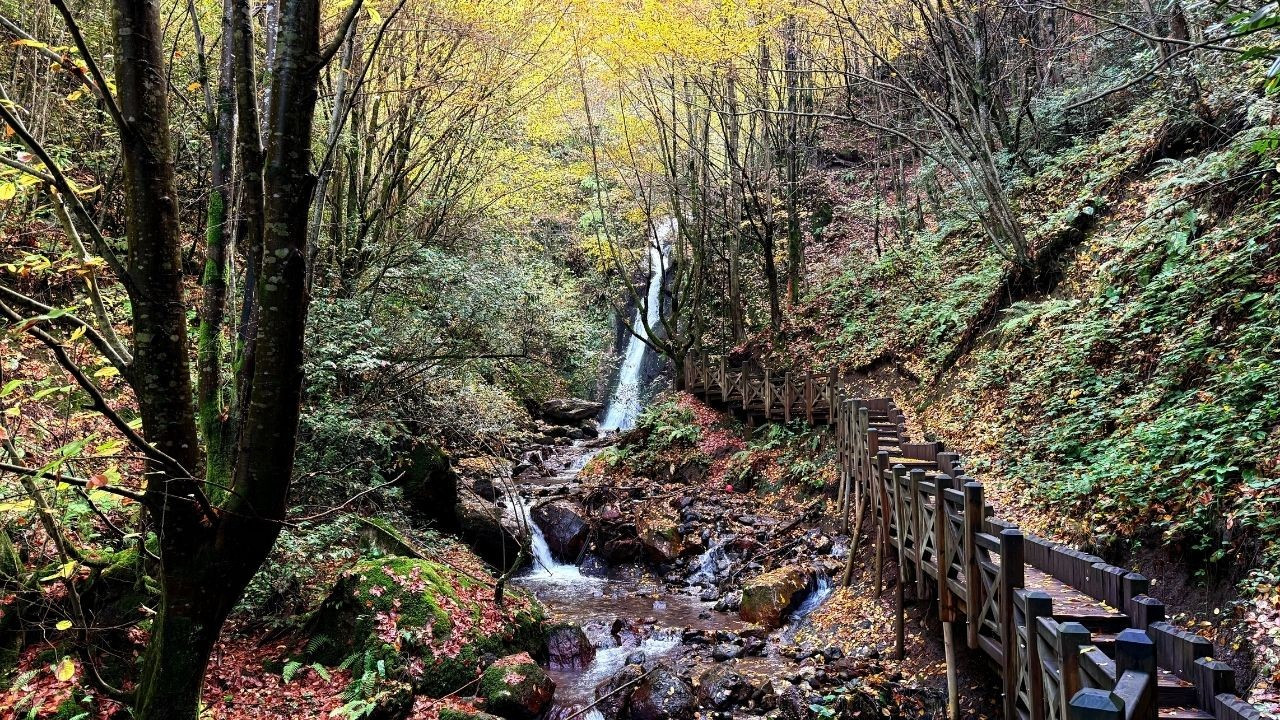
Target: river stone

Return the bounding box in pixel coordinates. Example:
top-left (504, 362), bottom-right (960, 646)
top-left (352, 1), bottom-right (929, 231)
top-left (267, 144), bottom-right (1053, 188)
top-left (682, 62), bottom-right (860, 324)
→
top-left (696, 665), bottom-right (752, 709)
top-left (546, 623), bottom-right (595, 670)
top-left (480, 652), bottom-right (555, 720)
top-left (541, 398), bottom-right (604, 423)
top-left (532, 500), bottom-right (590, 561)
top-left (627, 663), bottom-right (695, 720)
top-left (636, 500), bottom-right (685, 562)
top-left (595, 664), bottom-right (645, 720)
top-left (739, 565), bottom-right (810, 628)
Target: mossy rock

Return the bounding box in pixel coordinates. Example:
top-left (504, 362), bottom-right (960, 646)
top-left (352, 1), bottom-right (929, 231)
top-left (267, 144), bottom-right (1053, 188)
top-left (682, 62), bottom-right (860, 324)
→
top-left (479, 652), bottom-right (555, 720)
top-left (399, 443), bottom-right (459, 530)
top-left (308, 554), bottom-right (546, 697)
top-left (739, 565), bottom-right (811, 628)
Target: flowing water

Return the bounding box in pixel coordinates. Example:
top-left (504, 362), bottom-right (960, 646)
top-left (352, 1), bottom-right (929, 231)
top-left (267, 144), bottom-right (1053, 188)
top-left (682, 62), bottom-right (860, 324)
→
top-left (510, 221), bottom-right (839, 716)
top-left (600, 219), bottom-right (675, 432)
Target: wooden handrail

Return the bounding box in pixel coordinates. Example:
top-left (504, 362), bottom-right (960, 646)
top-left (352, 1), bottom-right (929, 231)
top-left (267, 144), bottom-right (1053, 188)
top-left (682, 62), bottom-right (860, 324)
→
top-left (683, 354), bottom-right (1261, 720)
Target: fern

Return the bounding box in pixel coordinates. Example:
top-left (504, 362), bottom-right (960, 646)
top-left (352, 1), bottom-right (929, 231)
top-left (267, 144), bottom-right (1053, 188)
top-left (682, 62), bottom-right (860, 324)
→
top-left (306, 633), bottom-right (334, 656)
top-left (311, 663), bottom-right (332, 682)
top-left (282, 659), bottom-right (303, 684)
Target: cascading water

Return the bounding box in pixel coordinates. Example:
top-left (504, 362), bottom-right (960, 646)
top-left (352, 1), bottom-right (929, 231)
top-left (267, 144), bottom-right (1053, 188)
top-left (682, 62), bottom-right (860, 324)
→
top-left (510, 497), bottom-right (595, 583)
top-left (600, 219), bottom-right (675, 432)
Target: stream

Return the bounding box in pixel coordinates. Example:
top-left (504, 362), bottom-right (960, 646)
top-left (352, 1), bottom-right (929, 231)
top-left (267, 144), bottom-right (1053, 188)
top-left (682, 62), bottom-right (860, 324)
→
top-left (505, 218), bottom-right (839, 719)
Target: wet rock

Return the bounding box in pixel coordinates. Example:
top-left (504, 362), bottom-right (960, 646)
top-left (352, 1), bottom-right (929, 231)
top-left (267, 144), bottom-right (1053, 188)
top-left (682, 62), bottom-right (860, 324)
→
top-left (595, 664), bottom-right (645, 720)
top-left (479, 652), bottom-right (555, 720)
top-left (822, 646), bottom-right (844, 661)
top-left (541, 398), bottom-right (604, 423)
top-left (775, 682), bottom-right (807, 720)
top-left (532, 500), bottom-right (590, 561)
top-left (696, 665), bottom-right (752, 709)
top-left (714, 591), bottom-right (741, 613)
top-left (743, 637), bottom-right (767, 656)
top-left (681, 629), bottom-right (709, 645)
top-left (738, 625), bottom-right (770, 641)
top-left (710, 643), bottom-right (742, 661)
top-left (628, 663), bottom-right (695, 720)
top-left (626, 650), bottom-right (648, 665)
top-left (739, 565), bottom-right (810, 628)
top-left (580, 554), bottom-right (610, 577)
top-left (699, 589), bottom-right (719, 602)
top-left (637, 501), bottom-right (686, 562)
top-left (600, 538), bottom-right (643, 563)
top-left (546, 624), bottom-right (595, 670)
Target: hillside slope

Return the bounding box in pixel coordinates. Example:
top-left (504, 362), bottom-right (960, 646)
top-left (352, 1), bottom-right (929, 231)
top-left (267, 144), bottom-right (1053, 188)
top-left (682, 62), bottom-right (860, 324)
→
top-left (761, 67), bottom-right (1280, 705)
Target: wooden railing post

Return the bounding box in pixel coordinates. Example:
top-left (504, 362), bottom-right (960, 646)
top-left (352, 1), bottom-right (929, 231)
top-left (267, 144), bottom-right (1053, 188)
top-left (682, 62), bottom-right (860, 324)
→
top-left (875, 450), bottom-right (890, 598)
top-left (1000, 528), bottom-right (1026, 720)
top-left (1193, 657), bottom-right (1235, 712)
top-left (1115, 629), bottom-right (1156, 720)
top-left (1069, 689), bottom-right (1124, 720)
top-left (1057, 622), bottom-right (1092, 720)
top-left (963, 480), bottom-right (984, 650)
top-left (935, 474), bottom-right (955, 621)
top-left (911, 467), bottom-right (927, 597)
top-left (1130, 596), bottom-right (1164, 630)
top-left (1024, 591), bottom-right (1053, 720)
top-left (783, 372), bottom-right (793, 423)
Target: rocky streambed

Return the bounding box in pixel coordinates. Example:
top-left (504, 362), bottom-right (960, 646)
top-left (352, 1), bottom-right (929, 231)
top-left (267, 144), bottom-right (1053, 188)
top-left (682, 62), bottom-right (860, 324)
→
top-left (490, 439), bottom-right (936, 720)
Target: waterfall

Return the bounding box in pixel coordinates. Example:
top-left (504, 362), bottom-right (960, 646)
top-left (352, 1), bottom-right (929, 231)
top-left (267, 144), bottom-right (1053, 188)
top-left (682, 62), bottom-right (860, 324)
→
top-left (600, 219), bottom-right (675, 432)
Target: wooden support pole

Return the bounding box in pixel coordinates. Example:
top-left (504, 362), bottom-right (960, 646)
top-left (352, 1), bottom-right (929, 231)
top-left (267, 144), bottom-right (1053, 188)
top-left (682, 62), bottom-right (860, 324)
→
top-left (943, 619), bottom-right (959, 720)
top-left (875, 450), bottom-right (890, 598)
top-left (963, 481), bottom-right (984, 650)
top-left (1000, 528), bottom-right (1025, 720)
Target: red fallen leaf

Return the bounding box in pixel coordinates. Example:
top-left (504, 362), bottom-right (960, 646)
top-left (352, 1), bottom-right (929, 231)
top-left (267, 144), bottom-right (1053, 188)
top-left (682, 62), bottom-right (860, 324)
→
top-left (86, 473), bottom-right (108, 489)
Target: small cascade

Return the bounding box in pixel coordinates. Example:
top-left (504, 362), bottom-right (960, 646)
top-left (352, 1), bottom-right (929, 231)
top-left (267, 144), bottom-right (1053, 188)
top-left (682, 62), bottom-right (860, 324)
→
top-left (510, 496), bottom-right (596, 584)
top-left (779, 572), bottom-right (835, 643)
top-left (788, 574), bottom-right (834, 623)
top-left (600, 219), bottom-right (675, 432)
top-left (687, 539), bottom-right (726, 588)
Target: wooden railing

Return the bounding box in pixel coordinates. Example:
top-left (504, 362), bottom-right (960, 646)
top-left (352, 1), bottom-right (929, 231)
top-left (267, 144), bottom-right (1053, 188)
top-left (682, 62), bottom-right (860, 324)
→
top-left (684, 354), bottom-right (1260, 720)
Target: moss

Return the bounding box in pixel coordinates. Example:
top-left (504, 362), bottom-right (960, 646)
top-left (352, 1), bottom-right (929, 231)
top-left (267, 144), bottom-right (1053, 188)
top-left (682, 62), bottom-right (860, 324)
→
top-left (479, 654), bottom-right (552, 719)
top-left (309, 554), bottom-right (547, 697)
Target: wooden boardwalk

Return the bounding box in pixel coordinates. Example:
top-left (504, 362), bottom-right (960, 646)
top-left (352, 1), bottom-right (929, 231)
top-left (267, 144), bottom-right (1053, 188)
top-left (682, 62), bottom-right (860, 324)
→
top-left (683, 354), bottom-right (1260, 720)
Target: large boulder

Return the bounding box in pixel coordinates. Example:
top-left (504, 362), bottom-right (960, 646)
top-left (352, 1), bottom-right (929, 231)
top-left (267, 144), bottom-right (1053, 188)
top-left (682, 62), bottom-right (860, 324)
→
top-left (480, 652), bottom-right (555, 720)
top-left (456, 491), bottom-right (525, 571)
top-left (636, 501), bottom-right (685, 562)
top-left (308, 555), bottom-right (545, 698)
top-left (627, 664), bottom-right (695, 720)
top-left (541, 398), bottom-right (604, 423)
top-left (399, 443), bottom-right (458, 530)
top-left (546, 623), bottom-right (595, 670)
top-left (532, 501), bottom-right (590, 562)
top-left (739, 565), bottom-right (810, 628)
